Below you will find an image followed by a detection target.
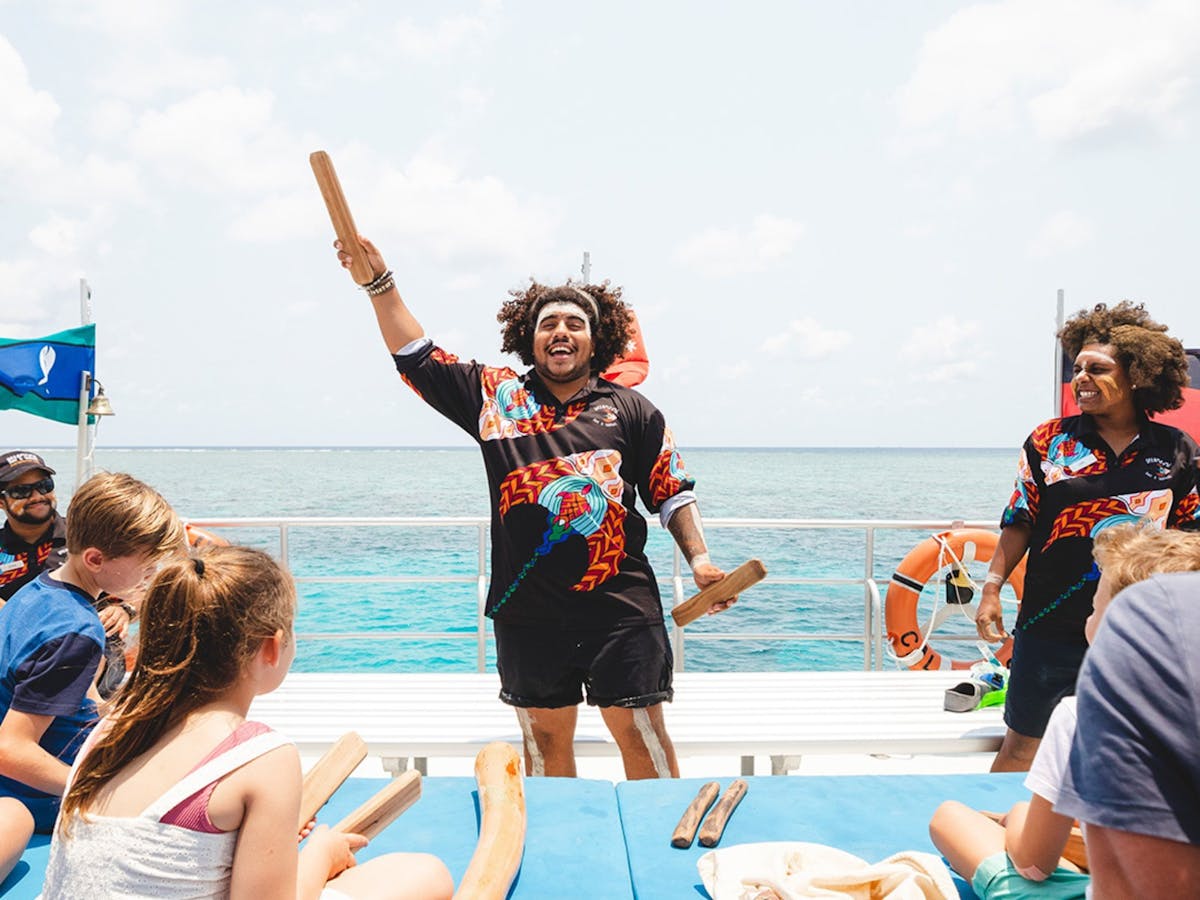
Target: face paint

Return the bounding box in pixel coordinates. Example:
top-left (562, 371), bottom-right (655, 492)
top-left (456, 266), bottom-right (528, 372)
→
top-left (535, 301), bottom-right (592, 336)
top-left (632, 708), bottom-right (672, 778)
top-left (515, 708), bottom-right (545, 776)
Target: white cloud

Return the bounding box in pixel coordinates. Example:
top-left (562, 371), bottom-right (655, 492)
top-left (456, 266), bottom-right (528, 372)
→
top-left (674, 215), bottom-right (804, 277)
top-left (0, 36), bottom-right (61, 172)
top-left (896, 0), bottom-right (1200, 145)
top-left (46, 0), bottom-right (184, 39)
top-left (717, 362), bottom-right (751, 380)
top-left (128, 87), bottom-right (304, 193)
top-left (93, 51), bottom-right (235, 103)
top-left (899, 317), bottom-right (986, 383)
top-left (762, 318), bottom-right (852, 359)
top-left (1028, 210), bottom-right (1096, 258)
top-left (394, 5), bottom-right (498, 61)
top-left (367, 153), bottom-right (559, 266)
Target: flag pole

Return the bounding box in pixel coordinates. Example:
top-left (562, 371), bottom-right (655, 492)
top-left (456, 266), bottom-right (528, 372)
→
top-left (1052, 288), bottom-right (1064, 418)
top-left (74, 279), bottom-right (94, 489)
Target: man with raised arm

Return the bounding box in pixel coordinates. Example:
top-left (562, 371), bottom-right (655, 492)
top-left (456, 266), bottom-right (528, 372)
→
top-left (334, 236), bottom-right (733, 779)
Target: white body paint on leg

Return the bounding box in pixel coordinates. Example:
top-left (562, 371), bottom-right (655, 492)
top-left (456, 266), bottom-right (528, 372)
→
top-left (632, 708), bottom-right (672, 778)
top-left (516, 708), bottom-right (545, 776)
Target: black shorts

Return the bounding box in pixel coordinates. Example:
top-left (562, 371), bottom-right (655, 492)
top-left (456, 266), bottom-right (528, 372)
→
top-left (493, 620), bottom-right (674, 709)
top-left (1004, 629), bottom-right (1088, 738)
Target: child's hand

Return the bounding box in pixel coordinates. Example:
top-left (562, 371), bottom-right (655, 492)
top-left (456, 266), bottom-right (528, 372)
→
top-left (301, 825), bottom-right (368, 878)
top-left (298, 817), bottom-right (317, 842)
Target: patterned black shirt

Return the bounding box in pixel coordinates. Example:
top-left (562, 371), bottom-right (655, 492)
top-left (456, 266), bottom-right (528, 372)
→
top-left (1001, 415), bottom-right (1200, 638)
top-left (395, 342), bottom-right (695, 626)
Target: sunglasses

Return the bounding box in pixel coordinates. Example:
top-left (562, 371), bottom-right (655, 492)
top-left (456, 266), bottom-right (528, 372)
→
top-left (2, 477), bottom-right (55, 500)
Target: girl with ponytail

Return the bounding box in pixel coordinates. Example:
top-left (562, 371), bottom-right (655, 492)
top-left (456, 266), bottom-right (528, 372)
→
top-left (42, 544), bottom-right (452, 900)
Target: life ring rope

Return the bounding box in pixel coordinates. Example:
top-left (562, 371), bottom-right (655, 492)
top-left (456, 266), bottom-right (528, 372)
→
top-left (884, 529), bottom-right (1025, 671)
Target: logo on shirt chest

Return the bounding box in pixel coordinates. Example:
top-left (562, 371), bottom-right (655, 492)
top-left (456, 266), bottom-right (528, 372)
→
top-left (589, 402), bottom-right (619, 427)
top-left (1143, 456), bottom-right (1173, 480)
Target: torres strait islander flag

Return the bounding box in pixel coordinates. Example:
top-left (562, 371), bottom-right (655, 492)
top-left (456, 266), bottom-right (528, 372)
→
top-left (1060, 346), bottom-right (1200, 441)
top-left (0, 325), bottom-right (96, 425)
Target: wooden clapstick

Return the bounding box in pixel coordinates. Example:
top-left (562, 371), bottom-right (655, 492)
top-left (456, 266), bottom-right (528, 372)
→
top-left (671, 559), bottom-right (767, 627)
top-left (981, 810), bottom-right (1088, 871)
top-left (698, 779), bottom-right (748, 848)
top-left (454, 742), bottom-right (526, 900)
top-left (671, 781), bottom-right (721, 848)
top-left (309, 150), bottom-right (374, 284)
top-left (298, 731), bottom-right (368, 832)
top-left (333, 769), bottom-right (422, 841)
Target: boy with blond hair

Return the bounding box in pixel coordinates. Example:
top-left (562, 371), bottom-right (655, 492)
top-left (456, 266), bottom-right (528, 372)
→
top-left (931, 523), bottom-right (1200, 900)
top-left (0, 472), bottom-right (182, 864)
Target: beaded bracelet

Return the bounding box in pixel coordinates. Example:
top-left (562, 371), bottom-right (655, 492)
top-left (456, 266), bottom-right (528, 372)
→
top-left (361, 269), bottom-right (395, 296)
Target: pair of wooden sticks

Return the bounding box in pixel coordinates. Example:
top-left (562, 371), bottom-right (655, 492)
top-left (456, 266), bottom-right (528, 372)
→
top-left (298, 731), bottom-right (421, 839)
top-left (671, 779), bottom-right (749, 849)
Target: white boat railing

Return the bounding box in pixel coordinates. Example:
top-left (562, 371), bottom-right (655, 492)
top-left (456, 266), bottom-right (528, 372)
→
top-left (186, 516), bottom-right (1000, 672)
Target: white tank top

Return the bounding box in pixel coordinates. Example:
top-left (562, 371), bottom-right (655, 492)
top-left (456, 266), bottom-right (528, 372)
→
top-left (40, 729), bottom-right (293, 899)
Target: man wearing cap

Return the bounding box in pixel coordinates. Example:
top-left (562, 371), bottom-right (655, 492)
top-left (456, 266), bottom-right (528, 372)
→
top-left (0, 450), bottom-right (134, 696)
top-left (333, 235), bottom-right (737, 781)
top-left (0, 451), bottom-right (68, 604)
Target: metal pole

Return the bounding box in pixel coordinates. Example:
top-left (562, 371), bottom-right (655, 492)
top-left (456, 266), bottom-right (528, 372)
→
top-left (1053, 288), bottom-right (1065, 417)
top-left (74, 279), bottom-right (95, 489)
top-left (74, 370), bottom-right (91, 490)
top-left (580, 251), bottom-right (591, 283)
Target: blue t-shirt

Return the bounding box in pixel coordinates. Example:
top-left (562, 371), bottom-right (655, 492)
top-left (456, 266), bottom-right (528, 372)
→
top-left (0, 572), bottom-right (104, 813)
top-left (1057, 571), bottom-right (1200, 843)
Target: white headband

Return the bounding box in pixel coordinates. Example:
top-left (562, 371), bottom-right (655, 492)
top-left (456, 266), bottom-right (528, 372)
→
top-left (535, 300), bottom-right (593, 335)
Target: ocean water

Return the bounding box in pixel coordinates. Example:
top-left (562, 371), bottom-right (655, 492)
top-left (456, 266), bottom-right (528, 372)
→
top-left (30, 447), bottom-right (1019, 673)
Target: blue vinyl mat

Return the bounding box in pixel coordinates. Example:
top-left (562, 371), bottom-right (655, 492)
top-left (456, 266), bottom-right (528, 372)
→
top-left (616, 773), bottom-right (1030, 900)
top-left (1, 776), bottom-right (632, 899)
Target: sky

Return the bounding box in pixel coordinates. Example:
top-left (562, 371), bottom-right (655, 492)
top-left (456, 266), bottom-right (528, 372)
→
top-left (2, 0), bottom-right (1199, 449)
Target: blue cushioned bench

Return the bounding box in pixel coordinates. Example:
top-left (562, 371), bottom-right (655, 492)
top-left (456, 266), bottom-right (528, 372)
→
top-left (616, 772), bottom-right (1030, 900)
top-left (0, 776), bottom-right (633, 899)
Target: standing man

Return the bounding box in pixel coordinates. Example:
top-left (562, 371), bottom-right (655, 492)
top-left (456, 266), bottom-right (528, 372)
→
top-left (0, 450), bottom-right (136, 696)
top-left (334, 236), bottom-right (734, 779)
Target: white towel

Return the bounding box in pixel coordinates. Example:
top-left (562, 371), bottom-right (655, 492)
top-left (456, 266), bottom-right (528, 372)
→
top-left (697, 841), bottom-right (957, 900)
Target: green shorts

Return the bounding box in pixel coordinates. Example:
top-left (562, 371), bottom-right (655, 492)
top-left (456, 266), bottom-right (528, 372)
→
top-left (972, 851), bottom-right (1089, 900)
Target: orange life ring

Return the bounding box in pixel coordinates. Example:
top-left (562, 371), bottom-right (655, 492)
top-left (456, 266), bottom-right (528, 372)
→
top-left (186, 523), bottom-right (229, 548)
top-left (885, 529), bottom-right (1025, 671)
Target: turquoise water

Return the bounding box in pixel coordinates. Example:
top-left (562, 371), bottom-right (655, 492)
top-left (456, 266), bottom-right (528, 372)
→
top-left (30, 447), bottom-right (1018, 673)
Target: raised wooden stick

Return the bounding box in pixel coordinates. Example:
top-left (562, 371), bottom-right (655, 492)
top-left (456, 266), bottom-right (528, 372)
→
top-left (454, 742), bottom-right (526, 900)
top-left (309, 150), bottom-right (374, 284)
top-left (671, 559), bottom-right (767, 627)
top-left (298, 731), bottom-right (368, 832)
top-left (333, 769), bottom-right (422, 841)
top-left (698, 779), bottom-right (748, 847)
top-left (671, 781), bottom-right (721, 848)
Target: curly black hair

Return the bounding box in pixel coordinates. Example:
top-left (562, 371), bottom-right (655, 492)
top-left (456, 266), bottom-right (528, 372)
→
top-left (1058, 300), bottom-right (1190, 414)
top-left (497, 280), bottom-right (634, 375)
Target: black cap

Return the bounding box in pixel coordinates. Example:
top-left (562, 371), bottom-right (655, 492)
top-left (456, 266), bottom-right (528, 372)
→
top-left (0, 451), bottom-right (56, 485)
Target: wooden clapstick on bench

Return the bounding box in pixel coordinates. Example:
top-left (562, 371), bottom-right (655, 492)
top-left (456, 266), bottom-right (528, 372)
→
top-left (671, 559), bottom-right (767, 627)
top-left (333, 769), bottom-right (423, 841)
top-left (310, 150), bottom-right (374, 284)
top-left (298, 731), bottom-right (368, 832)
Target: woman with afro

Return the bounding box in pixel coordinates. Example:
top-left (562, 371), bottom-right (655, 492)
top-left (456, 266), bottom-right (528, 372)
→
top-left (978, 300), bottom-right (1200, 772)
